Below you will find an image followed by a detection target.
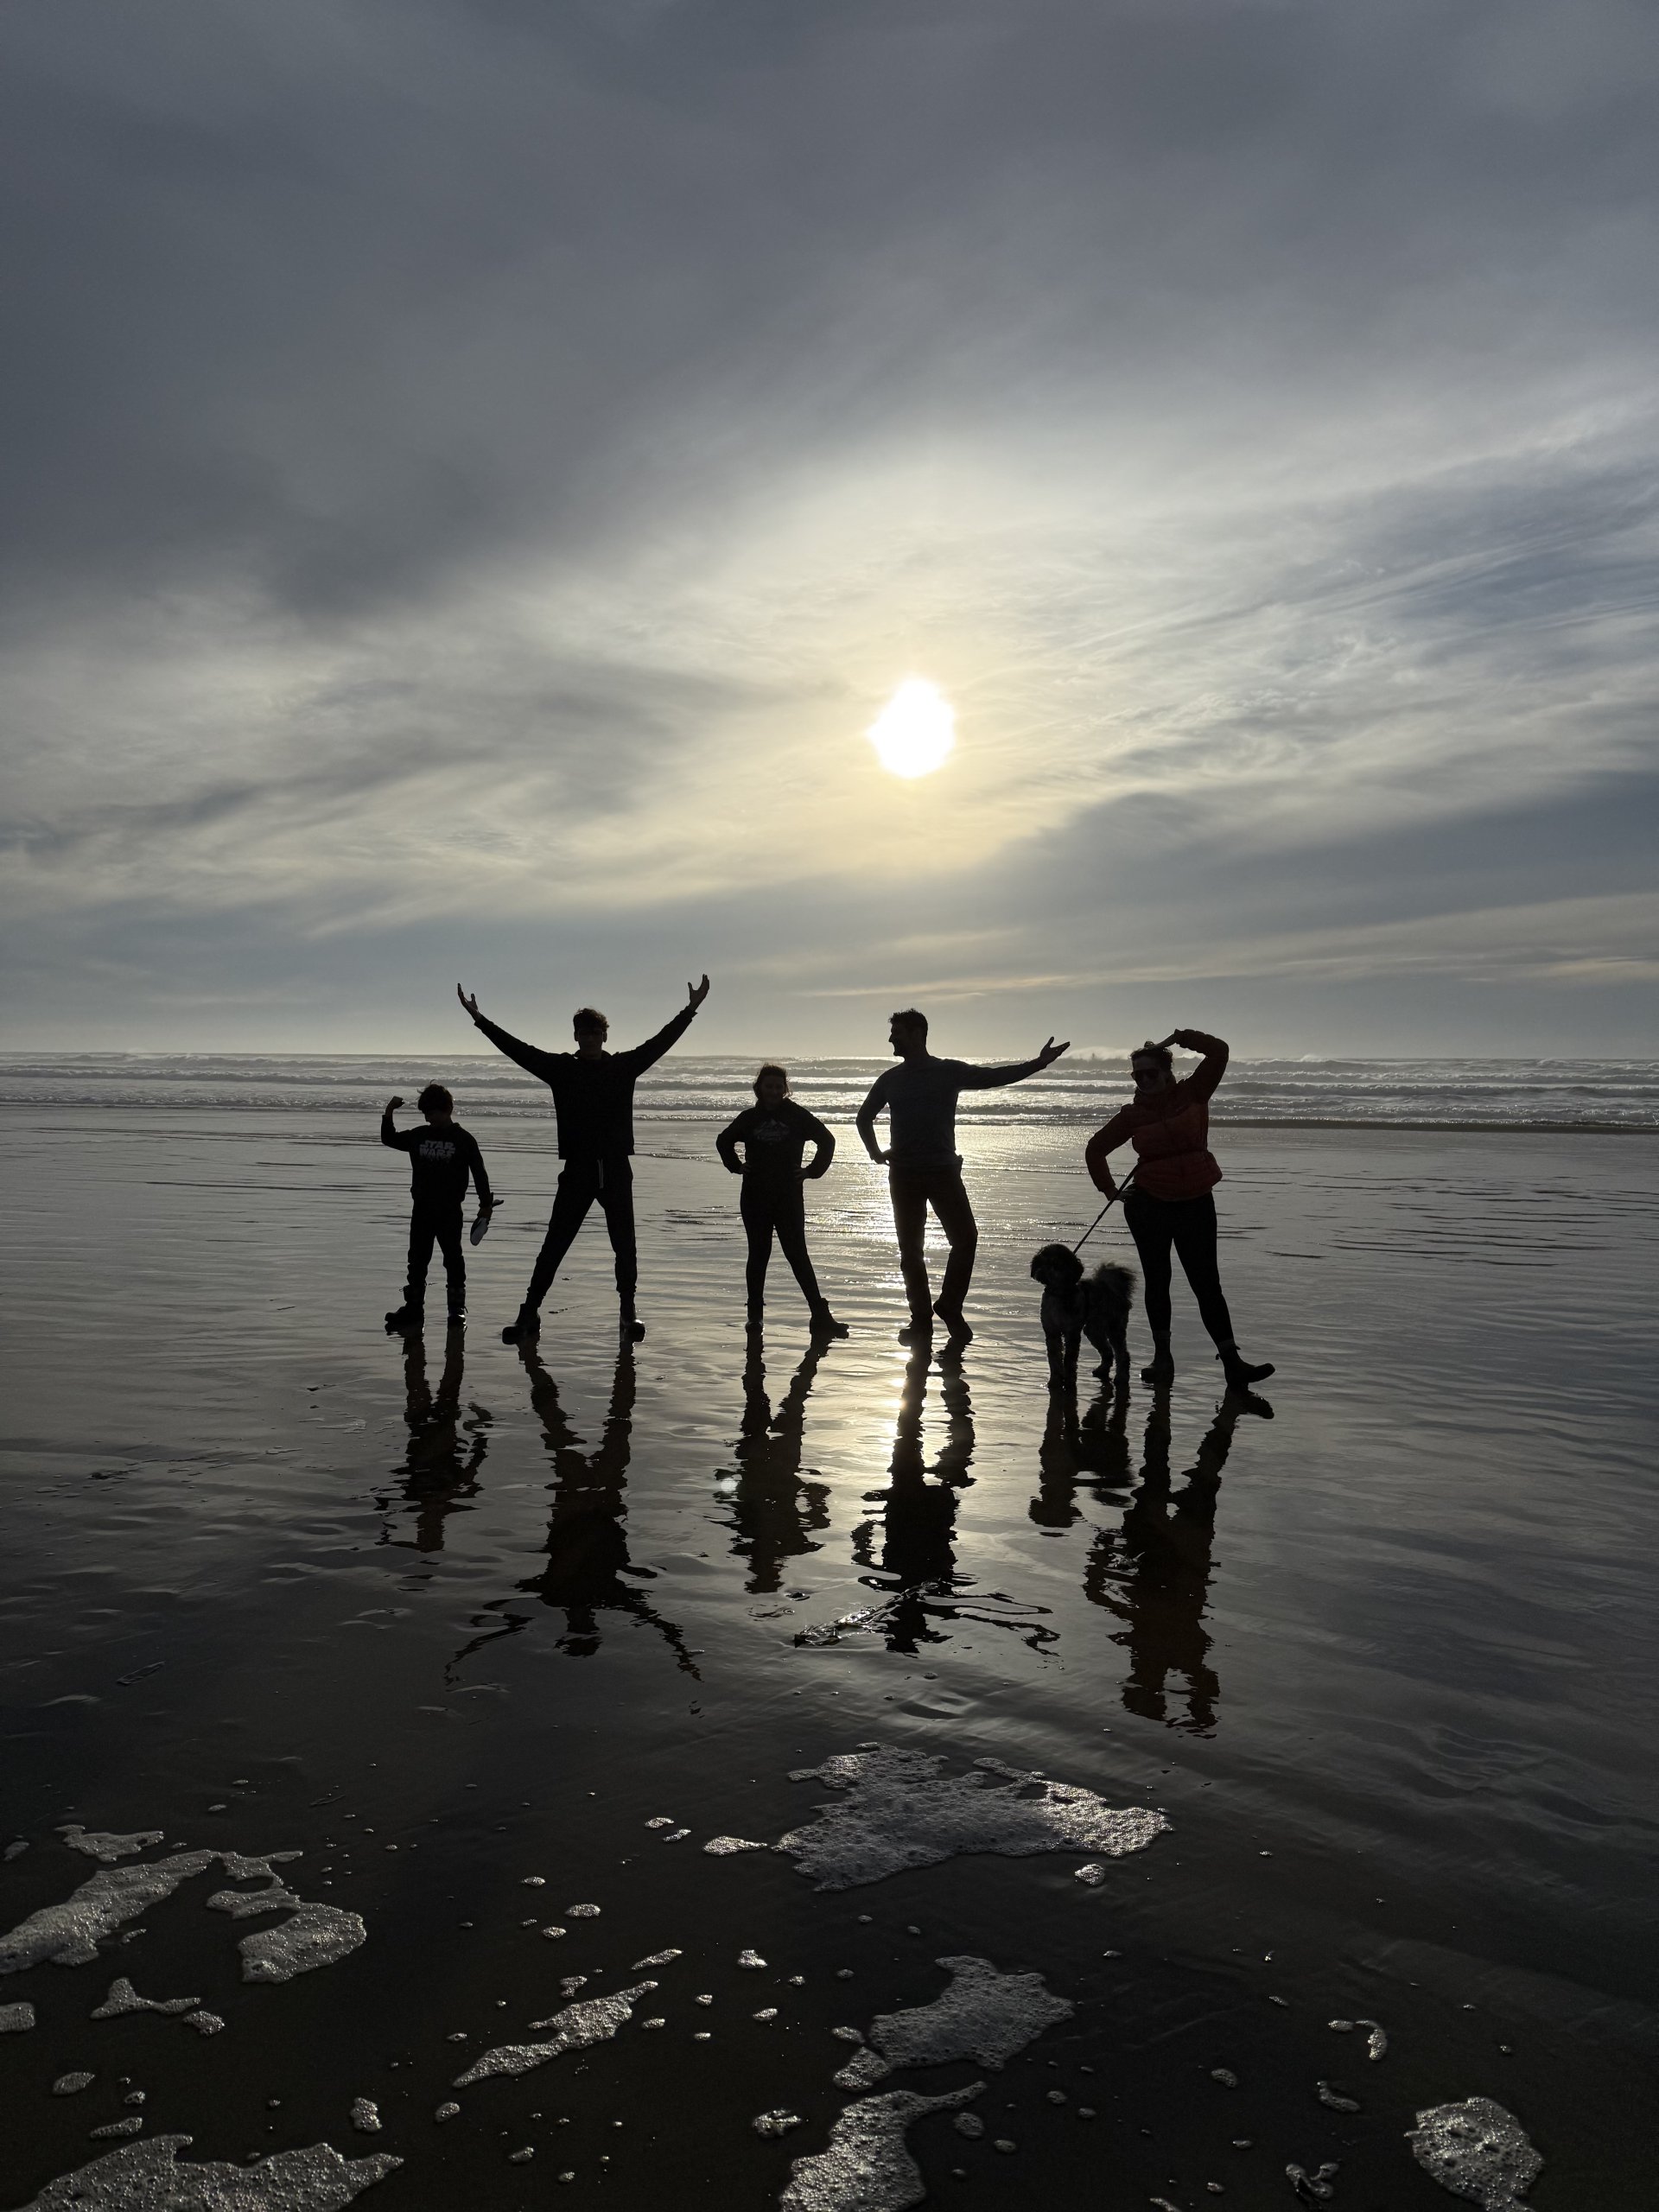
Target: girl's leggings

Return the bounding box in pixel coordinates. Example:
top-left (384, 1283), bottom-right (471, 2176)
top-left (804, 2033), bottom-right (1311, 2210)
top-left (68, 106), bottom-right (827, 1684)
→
top-left (741, 1181), bottom-right (824, 1313)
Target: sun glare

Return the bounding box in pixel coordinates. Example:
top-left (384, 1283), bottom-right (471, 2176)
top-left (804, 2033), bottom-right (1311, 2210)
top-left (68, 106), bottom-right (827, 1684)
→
top-left (868, 678), bottom-right (957, 779)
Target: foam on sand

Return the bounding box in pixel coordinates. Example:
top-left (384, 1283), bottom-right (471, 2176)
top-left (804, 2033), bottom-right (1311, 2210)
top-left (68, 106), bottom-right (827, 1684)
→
top-left (207, 1857), bottom-right (367, 1983)
top-left (0, 2001), bottom-right (35, 2032)
top-left (60, 1827), bottom-right (166, 1864)
top-left (15, 2134), bottom-right (400, 2210)
top-left (1407, 2099), bottom-right (1542, 2209)
top-left (91, 1977), bottom-right (200, 2018)
top-left (779, 1748), bottom-right (1169, 1891)
top-left (1, 1853), bottom-right (219, 1971)
top-left (830, 1957), bottom-right (1073, 2090)
top-left (1, 1844), bottom-right (364, 1983)
top-left (454, 1983), bottom-right (658, 2085)
top-left (780, 2084), bottom-right (983, 2212)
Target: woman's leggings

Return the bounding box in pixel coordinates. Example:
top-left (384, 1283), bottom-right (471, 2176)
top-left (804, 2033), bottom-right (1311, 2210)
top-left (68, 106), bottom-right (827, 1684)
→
top-left (1122, 1190), bottom-right (1236, 1348)
top-left (741, 1181), bottom-right (824, 1312)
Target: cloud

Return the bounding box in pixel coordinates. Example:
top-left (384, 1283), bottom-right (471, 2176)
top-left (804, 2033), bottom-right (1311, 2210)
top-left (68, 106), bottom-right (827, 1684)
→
top-left (0, 0), bottom-right (1656, 1048)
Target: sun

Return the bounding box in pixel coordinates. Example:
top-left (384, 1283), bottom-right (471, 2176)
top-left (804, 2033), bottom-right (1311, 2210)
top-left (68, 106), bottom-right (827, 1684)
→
top-left (867, 678), bottom-right (957, 779)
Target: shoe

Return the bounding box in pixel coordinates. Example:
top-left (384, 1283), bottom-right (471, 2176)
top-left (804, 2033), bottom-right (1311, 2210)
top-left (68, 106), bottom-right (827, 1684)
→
top-left (931, 1302), bottom-right (973, 1343)
top-left (1219, 1351), bottom-right (1275, 1390)
top-left (621, 1311), bottom-right (646, 1343)
top-left (446, 1310), bottom-right (466, 1329)
top-left (898, 1317), bottom-right (933, 1346)
top-left (1141, 1348), bottom-right (1174, 1386)
top-left (500, 1306), bottom-right (540, 1344)
top-left (385, 1304), bottom-right (422, 1333)
top-left (809, 1307), bottom-right (850, 1338)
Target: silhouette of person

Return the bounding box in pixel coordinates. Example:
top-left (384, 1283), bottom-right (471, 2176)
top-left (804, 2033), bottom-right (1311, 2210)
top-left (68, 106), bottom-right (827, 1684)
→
top-left (457, 976), bottom-right (709, 1344)
top-left (380, 1083), bottom-right (494, 1332)
top-left (1082, 1388), bottom-right (1268, 1732)
top-left (856, 1007), bottom-right (1069, 1345)
top-left (378, 1327), bottom-right (488, 1555)
top-left (451, 1344), bottom-right (696, 1675)
top-left (716, 1064), bottom-right (847, 1336)
top-left (1084, 1030), bottom-right (1273, 1391)
top-left (717, 1336), bottom-right (832, 1594)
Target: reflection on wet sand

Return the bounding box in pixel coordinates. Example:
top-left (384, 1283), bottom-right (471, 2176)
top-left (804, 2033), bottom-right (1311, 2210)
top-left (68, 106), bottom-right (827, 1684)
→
top-left (851, 1353), bottom-right (1056, 1656)
top-left (376, 1326), bottom-right (489, 1554)
top-left (1030, 1378), bottom-right (1133, 1529)
top-left (453, 1344), bottom-right (697, 1676)
top-left (1076, 1389), bottom-right (1272, 1733)
top-left (716, 1336), bottom-right (832, 1593)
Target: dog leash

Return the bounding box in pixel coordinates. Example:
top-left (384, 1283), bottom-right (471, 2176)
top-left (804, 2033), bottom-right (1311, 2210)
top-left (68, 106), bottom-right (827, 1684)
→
top-left (1071, 1166), bottom-right (1137, 1255)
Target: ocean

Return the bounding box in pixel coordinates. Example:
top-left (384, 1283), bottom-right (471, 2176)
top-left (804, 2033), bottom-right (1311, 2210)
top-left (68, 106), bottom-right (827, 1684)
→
top-left (2, 1051), bottom-right (1656, 1130)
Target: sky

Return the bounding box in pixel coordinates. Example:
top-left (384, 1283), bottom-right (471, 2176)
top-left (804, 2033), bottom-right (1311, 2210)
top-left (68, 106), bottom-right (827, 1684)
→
top-left (2, 0), bottom-right (1656, 1058)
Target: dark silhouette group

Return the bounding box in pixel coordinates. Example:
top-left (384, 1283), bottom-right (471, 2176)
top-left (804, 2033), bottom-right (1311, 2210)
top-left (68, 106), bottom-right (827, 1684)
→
top-left (373, 978), bottom-right (1271, 1391)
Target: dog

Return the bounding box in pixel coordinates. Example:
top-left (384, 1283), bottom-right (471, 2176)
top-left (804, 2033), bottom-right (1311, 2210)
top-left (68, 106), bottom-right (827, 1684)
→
top-left (1029, 1244), bottom-right (1136, 1395)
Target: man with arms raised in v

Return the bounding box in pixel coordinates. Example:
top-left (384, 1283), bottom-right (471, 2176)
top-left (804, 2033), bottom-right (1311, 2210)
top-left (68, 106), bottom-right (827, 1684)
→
top-left (857, 1007), bottom-right (1069, 1346)
top-left (457, 976), bottom-right (709, 1344)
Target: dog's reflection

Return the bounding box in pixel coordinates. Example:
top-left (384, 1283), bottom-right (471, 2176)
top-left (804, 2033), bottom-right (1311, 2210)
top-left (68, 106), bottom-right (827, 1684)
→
top-left (1031, 1373), bottom-right (1133, 1529)
top-left (1074, 1388), bottom-right (1270, 1732)
top-left (717, 1337), bottom-right (832, 1594)
top-left (451, 1344), bottom-right (696, 1677)
top-left (377, 1326), bottom-right (489, 1554)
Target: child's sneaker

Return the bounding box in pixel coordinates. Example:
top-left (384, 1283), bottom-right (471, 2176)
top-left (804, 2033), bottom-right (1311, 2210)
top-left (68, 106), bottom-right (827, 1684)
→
top-left (500, 1306), bottom-right (539, 1344)
top-left (385, 1304), bottom-right (421, 1333)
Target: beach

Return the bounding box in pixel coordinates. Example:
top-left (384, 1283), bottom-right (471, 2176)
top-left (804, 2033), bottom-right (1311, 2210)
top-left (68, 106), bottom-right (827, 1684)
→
top-left (2, 1087), bottom-right (1656, 2208)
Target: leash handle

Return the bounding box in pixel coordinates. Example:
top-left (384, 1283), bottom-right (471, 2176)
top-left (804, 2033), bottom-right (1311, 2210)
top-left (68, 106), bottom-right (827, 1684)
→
top-left (1071, 1166), bottom-right (1137, 1254)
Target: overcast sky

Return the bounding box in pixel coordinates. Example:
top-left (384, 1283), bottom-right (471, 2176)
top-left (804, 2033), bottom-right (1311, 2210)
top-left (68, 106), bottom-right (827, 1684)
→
top-left (3, 0), bottom-right (1656, 1057)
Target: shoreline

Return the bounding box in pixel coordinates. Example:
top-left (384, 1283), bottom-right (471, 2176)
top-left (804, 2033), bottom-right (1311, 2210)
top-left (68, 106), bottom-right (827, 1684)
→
top-left (0, 1100), bottom-right (1653, 1135)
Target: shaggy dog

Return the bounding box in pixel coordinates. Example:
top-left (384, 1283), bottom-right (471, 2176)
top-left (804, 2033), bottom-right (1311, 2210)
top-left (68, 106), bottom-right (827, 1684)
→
top-left (1029, 1243), bottom-right (1136, 1394)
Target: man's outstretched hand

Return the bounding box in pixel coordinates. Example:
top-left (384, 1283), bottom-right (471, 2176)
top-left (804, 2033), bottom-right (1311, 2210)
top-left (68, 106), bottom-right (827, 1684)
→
top-left (456, 985), bottom-right (482, 1022)
top-left (1036, 1036), bottom-right (1071, 1068)
top-left (688, 974), bottom-right (710, 1009)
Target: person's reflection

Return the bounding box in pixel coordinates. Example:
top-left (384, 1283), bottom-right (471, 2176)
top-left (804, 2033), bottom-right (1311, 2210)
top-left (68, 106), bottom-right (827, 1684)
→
top-left (379, 1327), bottom-right (488, 1554)
top-left (1082, 1389), bottom-right (1268, 1732)
top-left (720, 1337), bottom-right (832, 1593)
top-left (851, 1353), bottom-right (976, 1653)
top-left (452, 1344), bottom-right (697, 1676)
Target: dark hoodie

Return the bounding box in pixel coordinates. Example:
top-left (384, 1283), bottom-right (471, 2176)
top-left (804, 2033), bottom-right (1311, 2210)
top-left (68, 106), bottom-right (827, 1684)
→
top-left (472, 1004), bottom-right (697, 1160)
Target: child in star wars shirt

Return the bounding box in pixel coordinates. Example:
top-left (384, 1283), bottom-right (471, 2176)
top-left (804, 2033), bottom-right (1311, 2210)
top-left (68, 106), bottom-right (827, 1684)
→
top-left (381, 1084), bottom-right (495, 1331)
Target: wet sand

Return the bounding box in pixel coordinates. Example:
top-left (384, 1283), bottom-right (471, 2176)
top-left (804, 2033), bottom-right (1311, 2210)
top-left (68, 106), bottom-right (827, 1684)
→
top-left (2, 1113), bottom-right (1656, 2207)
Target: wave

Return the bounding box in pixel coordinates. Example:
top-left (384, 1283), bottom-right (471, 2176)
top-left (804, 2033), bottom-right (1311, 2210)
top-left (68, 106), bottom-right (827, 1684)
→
top-left (1, 1053), bottom-right (1655, 1131)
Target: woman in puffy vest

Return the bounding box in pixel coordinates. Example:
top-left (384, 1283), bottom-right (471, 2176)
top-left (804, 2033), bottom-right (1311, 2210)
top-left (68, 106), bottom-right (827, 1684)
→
top-left (1084, 1031), bottom-right (1273, 1393)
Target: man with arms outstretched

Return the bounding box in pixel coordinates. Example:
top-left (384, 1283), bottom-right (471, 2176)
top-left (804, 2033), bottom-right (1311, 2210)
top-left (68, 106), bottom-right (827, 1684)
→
top-left (857, 1007), bottom-right (1069, 1346)
top-left (458, 976), bottom-right (709, 1344)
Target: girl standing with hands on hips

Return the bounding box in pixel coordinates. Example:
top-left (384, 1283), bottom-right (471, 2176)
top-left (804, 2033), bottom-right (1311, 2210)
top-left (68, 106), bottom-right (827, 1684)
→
top-left (718, 1066), bottom-right (849, 1337)
top-left (1084, 1030), bottom-right (1273, 1393)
